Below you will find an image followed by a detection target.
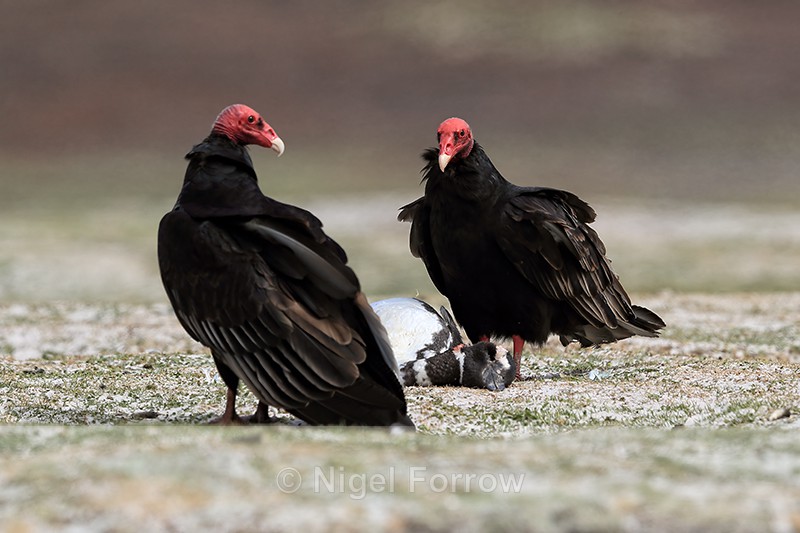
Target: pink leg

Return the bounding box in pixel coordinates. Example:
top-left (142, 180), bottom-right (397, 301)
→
top-left (209, 387), bottom-right (244, 425)
top-left (512, 335), bottom-right (524, 380)
top-left (210, 391), bottom-right (276, 425)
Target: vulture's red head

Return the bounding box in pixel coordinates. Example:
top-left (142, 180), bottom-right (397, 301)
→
top-left (211, 104), bottom-right (285, 156)
top-left (437, 117), bottom-right (474, 172)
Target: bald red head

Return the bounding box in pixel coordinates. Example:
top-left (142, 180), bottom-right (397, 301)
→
top-left (211, 104), bottom-right (284, 155)
top-left (437, 117), bottom-right (474, 171)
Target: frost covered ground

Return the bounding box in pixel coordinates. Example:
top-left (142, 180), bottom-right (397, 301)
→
top-left (1, 293), bottom-right (799, 531)
top-left (2, 293), bottom-right (799, 432)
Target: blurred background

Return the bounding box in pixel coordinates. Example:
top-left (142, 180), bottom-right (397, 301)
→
top-left (1, 0), bottom-right (799, 303)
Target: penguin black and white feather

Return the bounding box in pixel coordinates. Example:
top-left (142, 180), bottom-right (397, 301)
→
top-left (371, 298), bottom-right (515, 391)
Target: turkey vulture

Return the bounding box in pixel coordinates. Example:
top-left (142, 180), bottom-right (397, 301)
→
top-left (399, 117), bottom-right (665, 379)
top-left (158, 104), bottom-right (412, 427)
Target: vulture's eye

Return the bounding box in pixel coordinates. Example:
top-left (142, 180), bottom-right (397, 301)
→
top-left (459, 129), bottom-right (466, 138)
top-left (247, 115), bottom-right (255, 123)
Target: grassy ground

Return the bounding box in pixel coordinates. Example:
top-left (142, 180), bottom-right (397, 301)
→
top-left (1, 293), bottom-right (799, 530)
top-left (2, 293), bottom-right (799, 432)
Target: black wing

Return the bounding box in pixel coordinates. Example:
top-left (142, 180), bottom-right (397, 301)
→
top-left (398, 197), bottom-right (448, 295)
top-left (158, 209), bottom-right (409, 426)
top-left (497, 187), bottom-right (664, 344)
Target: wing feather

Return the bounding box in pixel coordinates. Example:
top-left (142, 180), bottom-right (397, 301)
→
top-left (398, 197), bottom-right (448, 294)
top-left (159, 206), bottom-right (407, 424)
top-left (498, 188), bottom-right (639, 328)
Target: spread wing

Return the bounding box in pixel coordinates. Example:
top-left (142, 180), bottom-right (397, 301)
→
top-left (496, 187), bottom-right (655, 339)
top-left (158, 210), bottom-right (407, 425)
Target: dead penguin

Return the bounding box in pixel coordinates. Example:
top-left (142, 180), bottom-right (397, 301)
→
top-left (371, 298), bottom-right (515, 390)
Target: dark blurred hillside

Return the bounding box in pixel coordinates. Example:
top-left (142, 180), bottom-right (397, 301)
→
top-left (1, 0), bottom-right (799, 203)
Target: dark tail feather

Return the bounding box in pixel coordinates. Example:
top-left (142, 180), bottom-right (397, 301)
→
top-left (560, 305), bottom-right (665, 347)
top-left (623, 305), bottom-right (666, 337)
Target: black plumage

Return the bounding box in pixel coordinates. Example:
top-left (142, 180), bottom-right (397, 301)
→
top-left (399, 118), bottom-right (664, 379)
top-left (158, 105), bottom-right (412, 427)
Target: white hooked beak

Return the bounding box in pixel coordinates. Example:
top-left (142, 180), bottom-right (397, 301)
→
top-left (438, 152), bottom-right (452, 172)
top-left (270, 136), bottom-right (285, 157)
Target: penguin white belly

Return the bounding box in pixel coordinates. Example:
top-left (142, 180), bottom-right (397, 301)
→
top-left (370, 298), bottom-right (454, 366)
top-left (371, 297), bottom-right (516, 390)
